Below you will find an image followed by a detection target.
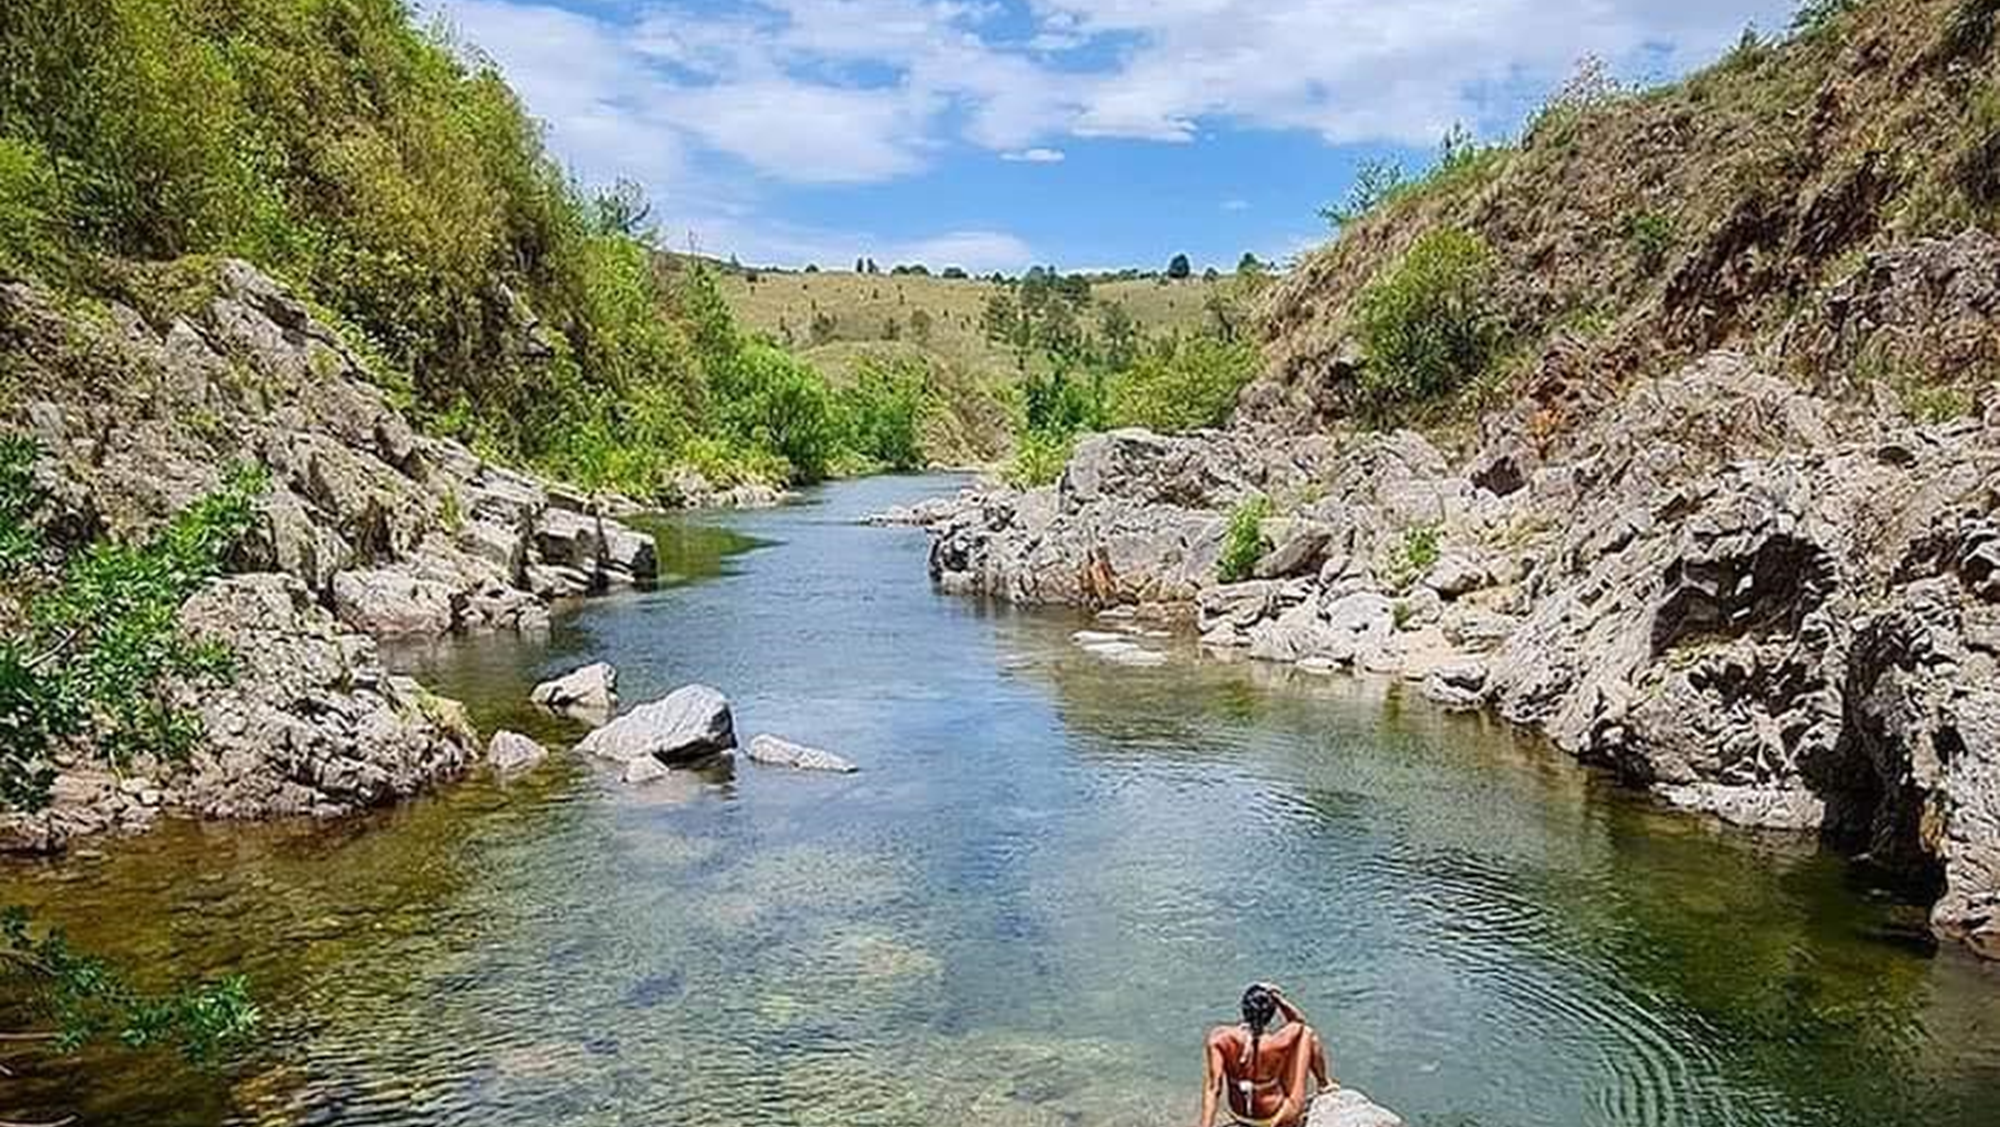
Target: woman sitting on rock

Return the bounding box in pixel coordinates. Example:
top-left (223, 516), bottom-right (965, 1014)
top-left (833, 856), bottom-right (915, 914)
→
top-left (1198, 982), bottom-right (1333, 1127)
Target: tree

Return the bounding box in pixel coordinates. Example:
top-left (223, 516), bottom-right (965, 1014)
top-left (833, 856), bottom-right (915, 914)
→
top-left (591, 179), bottom-right (655, 241)
top-left (941, 266), bottom-right (968, 279)
top-left (1202, 266), bottom-right (1220, 282)
top-left (804, 263), bottom-right (820, 273)
top-left (1166, 253), bottom-right (1192, 280)
top-left (1237, 252), bottom-right (1265, 274)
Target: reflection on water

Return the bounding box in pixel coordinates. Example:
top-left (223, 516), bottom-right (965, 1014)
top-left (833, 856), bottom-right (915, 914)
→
top-left (3, 474), bottom-right (1999, 1127)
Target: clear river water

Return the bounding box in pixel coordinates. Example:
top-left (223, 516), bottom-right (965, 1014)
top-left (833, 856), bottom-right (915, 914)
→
top-left (3, 474), bottom-right (1999, 1126)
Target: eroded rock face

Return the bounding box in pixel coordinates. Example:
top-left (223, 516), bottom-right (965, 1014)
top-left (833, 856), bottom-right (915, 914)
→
top-left (578, 685), bottom-right (737, 767)
top-left (915, 345), bottom-right (2000, 959)
top-left (3, 261), bottom-right (658, 641)
top-left (0, 576), bottom-right (481, 852)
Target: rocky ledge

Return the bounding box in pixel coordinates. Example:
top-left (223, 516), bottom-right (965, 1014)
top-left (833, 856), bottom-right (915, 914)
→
top-left (5, 260), bottom-right (662, 639)
top-left (0, 260), bottom-right (679, 848)
top-left (922, 347), bottom-right (2000, 960)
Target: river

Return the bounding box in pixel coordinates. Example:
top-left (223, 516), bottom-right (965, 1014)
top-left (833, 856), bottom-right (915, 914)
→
top-left (2, 474), bottom-right (1998, 1126)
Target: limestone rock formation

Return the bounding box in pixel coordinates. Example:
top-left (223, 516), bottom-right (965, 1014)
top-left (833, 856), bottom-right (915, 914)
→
top-left (3, 260), bottom-right (659, 643)
top-left (0, 575), bottom-right (481, 852)
top-left (489, 731), bottom-right (550, 774)
top-left (1306, 1089), bottom-right (1406, 1127)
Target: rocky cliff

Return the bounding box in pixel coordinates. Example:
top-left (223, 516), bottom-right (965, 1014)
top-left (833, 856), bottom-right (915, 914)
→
top-left (0, 260), bottom-right (666, 849)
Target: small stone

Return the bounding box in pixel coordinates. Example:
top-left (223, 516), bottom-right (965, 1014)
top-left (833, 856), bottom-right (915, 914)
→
top-left (746, 735), bottom-right (859, 773)
top-left (489, 731), bottom-right (549, 773)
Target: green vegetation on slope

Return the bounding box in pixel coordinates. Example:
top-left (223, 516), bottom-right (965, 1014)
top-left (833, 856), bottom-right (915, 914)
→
top-left (712, 261), bottom-right (1265, 472)
top-left (1262, 0), bottom-right (2000, 441)
top-left (0, 0), bottom-right (922, 494)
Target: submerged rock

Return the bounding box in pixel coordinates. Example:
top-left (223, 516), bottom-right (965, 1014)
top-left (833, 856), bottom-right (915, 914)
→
top-left (578, 684), bottom-right (736, 766)
top-left (746, 735), bottom-right (859, 774)
top-left (531, 662), bottom-right (619, 717)
top-left (489, 731), bottom-right (549, 773)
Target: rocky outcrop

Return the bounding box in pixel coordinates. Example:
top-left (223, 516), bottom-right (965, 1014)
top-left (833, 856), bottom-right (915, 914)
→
top-left (577, 684), bottom-right (737, 767)
top-left (0, 575), bottom-right (481, 852)
top-left (3, 260), bottom-right (659, 642)
top-left (926, 428), bottom-right (1330, 610)
top-left (746, 734), bottom-right (860, 774)
top-left (915, 346), bottom-right (2000, 959)
top-left (531, 662), bottom-right (619, 718)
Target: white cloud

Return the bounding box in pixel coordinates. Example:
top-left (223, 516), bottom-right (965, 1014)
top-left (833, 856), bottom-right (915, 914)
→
top-left (1221, 198), bottom-right (1250, 212)
top-left (431, 0), bottom-right (1794, 265)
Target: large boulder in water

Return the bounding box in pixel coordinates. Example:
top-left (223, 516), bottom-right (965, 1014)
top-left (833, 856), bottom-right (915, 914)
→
top-left (577, 684), bottom-right (736, 766)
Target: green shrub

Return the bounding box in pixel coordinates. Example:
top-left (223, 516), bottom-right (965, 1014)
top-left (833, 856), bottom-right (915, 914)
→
top-left (0, 438), bottom-right (264, 809)
top-left (714, 343), bottom-right (840, 484)
top-left (1388, 525), bottom-right (1442, 589)
top-left (1217, 495), bottom-right (1273, 583)
top-left (1108, 334), bottom-right (1259, 433)
top-left (837, 356), bottom-right (928, 471)
top-left (1622, 210), bottom-right (1679, 273)
top-left (1006, 429), bottom-right (1075, 488)
top-left (1352, 228), bottom-right (1506, 415)
top-left (1320, 159), bottom-right (1408, 229)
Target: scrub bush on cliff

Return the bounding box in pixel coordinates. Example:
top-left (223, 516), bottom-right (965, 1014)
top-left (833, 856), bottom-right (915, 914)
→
top-left (1352, 228), bottom-right (1506, 417)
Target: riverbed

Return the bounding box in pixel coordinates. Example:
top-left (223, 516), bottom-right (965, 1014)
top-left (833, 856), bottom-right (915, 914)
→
top-left (3, 474), bottom-right (1998, 1126)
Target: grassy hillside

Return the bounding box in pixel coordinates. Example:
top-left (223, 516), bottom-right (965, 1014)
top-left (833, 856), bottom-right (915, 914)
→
top-left (706, 265), bottom-right (1239, 464)
top-left (1257, 0), bottom-right (2000, 448)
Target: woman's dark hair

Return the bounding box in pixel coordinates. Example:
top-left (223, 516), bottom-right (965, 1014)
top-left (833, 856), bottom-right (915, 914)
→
top-left (1240, 984), bottom-right (1278, 1072)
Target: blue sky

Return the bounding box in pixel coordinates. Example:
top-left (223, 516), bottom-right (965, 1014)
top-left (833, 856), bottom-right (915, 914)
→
top-left (429, 0), bottom-right (1797, 272)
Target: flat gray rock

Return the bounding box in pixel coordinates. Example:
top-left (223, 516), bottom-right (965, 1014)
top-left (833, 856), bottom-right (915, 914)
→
top-left (577, 684), bottom-right (736, 766)
top-left (746, 734), bottom-right (859, 774)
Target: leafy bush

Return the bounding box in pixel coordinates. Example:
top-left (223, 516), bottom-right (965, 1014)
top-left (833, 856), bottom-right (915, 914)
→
top-left (837, 357), bottom-right (929, 471)
top-left (1, 906), bottom-right (259, 1061)
top-left (1944, 0), bottom-right (2000, 59)
top-left (1006, 429), bottom-right (1076, 488)
top-left (1352, 228), bottom-right (1506, 415)
top-left (1108, 335), bottom-right (1258, 433)
top-left (1388, 525), bottom-right (1442, 589)
top-left (1320, 159), bottom-right (1409, 229)
top-left (1217, 495), bottom-right (1273, 583)
top-left (714, 343), bottom-right (840, 484)
top-left (0, 438), bottom-right (266, 809)
top-left (1622, 211), bottom-right (1680, 273)
top-left (1792, 0), bottom-right (1864, 36)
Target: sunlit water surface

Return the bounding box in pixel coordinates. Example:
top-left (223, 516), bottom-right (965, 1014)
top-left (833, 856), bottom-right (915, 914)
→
top-left (3, 475), bottom-right (1999, 1126)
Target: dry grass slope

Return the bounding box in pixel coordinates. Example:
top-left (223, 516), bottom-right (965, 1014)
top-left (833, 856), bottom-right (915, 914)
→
top-left (1256, 0), bottom-right (2000, 453)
